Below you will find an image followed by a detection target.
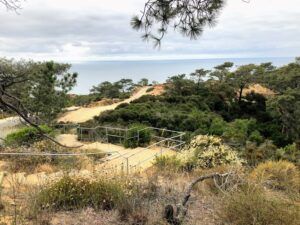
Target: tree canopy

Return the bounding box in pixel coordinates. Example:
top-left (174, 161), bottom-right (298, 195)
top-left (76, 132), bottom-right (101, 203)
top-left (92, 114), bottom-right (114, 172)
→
top-left (132, 0), bottom-right (226, 47)
top-left (90, 58), bottom-right (300, 153)
top-left (0, 58), bottom-right (78, 146)
top-left (90, 79), bottom-right (135, 99)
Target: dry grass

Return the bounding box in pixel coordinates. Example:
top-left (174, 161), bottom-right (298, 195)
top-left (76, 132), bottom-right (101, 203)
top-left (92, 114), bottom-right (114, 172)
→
top-left (0, 158), bottom-right (298, 225)
top-left (250, 161), bottom-right (300, 195)
top-left (218, 184), bottom-right (300, 225)
top-left (42, 208), bottom-right (122, 225)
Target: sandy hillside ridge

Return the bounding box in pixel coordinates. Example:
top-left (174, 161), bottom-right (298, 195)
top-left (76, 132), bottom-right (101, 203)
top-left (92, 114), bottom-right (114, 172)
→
top-left (243, 84), bottom-right (275, 96)
top-left (58, 86), bottom-right (150, 123)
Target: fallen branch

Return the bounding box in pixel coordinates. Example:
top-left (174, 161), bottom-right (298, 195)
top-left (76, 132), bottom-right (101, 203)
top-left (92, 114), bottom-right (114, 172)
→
top-left (164, 172), bottom-right (230, 225)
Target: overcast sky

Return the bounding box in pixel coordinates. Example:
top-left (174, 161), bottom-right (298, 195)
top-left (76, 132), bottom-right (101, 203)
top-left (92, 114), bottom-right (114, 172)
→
top-left (0, 0), bottom-right (299, 62)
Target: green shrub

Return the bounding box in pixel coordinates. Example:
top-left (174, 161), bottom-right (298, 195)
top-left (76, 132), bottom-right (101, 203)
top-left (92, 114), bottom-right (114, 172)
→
top-left (124, 124), bottom-right (151, 148)
top-left (36, 176), bottom-right (125, 211)
top-left (244, 140), bottom-right (277, 166)
top-left (116, 102), bottom-right (130, 109)
top-left (68, 94), bottom-right (97, 106)
top-left (209, 117), bottom-right (227, 136)
top-left (219, 185), bottom-right (300, 225)
top-left (4, 125), bottom-right (53, 146)
top-left (223, 119), bottom-right (257, 146)
top-left (248, 130), bottom-right (264, 144)
top-left (275, 143), bottom-right (300, 166)
top-left (153, 155), bottom-right (182, 172)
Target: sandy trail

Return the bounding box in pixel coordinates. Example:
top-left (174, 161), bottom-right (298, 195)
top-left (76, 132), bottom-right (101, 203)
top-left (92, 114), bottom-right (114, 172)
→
top-left (1, 87), bottom-right (175, 190)
top-left (1, 134), bottom-right (175, 188)
top-left (58, 86), bottom-right (150, 123)
top-left (57, 134), bottom-right (175, 171)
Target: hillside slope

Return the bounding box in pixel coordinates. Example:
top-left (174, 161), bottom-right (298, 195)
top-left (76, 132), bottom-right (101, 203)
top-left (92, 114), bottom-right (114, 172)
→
top-left (58, 86), bottom-right (150, 123)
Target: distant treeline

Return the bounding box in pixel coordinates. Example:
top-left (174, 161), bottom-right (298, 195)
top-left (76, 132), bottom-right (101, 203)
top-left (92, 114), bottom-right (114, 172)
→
top-left (83, 59), bottom-right (300, 166)
top-left (0, 57), bottom-right (151, 121)
top-left (68, 78), bottom-right (152, 106)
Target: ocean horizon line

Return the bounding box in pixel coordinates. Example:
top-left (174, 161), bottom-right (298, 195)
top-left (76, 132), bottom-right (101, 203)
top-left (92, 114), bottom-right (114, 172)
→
top-left (70, 56), bottom-right (296, 94)
top-left (67, 56), bottom-right (296, 64)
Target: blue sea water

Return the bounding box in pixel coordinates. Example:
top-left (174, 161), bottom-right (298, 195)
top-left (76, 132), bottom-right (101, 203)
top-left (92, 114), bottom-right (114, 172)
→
top-left (70, 57), bottom-right (295, 94)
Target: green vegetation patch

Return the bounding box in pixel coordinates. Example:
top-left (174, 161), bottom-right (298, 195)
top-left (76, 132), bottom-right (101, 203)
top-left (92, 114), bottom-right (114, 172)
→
top-left (153, 155), bottom-right (183, 172)
top-left (4, 125), bottom-right (53, 146)
top-left (124, 124), bottom-right (152, 148)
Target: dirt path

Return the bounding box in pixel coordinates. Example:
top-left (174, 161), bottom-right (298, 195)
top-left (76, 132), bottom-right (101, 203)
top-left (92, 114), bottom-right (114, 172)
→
top-left (57, 134), bottom-right (175, 171)
top-left (1, 134), bottom-right (175, 188)
top-left (58, 86), bottom-right (150, 123)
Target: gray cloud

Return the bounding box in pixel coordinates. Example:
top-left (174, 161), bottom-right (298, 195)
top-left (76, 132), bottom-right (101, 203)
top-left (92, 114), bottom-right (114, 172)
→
top-left (0, 0), bottom-right (299, 61)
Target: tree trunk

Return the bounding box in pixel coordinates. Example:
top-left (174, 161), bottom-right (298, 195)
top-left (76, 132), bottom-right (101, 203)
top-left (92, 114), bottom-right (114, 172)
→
top-left (238, 86), bottom-right (244, 103)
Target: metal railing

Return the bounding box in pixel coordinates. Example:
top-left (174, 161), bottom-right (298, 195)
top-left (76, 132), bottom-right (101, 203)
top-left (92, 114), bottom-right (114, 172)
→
top-left (1, 123), bottom-right (186, 175)
top-left (75, 125), bottom-right (185, 148)
top-left (67, 124), bottom-right (186, 174)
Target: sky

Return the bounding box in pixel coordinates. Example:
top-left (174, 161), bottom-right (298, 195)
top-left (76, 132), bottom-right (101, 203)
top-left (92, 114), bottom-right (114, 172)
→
top-left (0, 0), bottom-right (299, 62)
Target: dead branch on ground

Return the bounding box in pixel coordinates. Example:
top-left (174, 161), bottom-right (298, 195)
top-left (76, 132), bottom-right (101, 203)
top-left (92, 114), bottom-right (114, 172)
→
top-left (164, 172), bottom-right (231, 225)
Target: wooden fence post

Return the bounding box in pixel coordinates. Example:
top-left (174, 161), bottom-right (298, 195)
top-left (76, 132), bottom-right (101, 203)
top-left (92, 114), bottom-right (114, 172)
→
top-left (126, 157), bottom-right (129, 175)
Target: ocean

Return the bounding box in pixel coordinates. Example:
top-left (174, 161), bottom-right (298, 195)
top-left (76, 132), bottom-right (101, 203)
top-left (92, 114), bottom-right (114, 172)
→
top-left (70, 57), bottom-right (295, 94)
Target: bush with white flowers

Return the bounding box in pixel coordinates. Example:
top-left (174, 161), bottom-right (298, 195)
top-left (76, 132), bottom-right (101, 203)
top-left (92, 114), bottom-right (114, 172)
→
top-left (181, 135), bottom-right (243, 168)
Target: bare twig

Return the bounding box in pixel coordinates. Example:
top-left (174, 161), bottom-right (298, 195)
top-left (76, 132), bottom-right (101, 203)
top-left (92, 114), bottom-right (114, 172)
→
top-left (164, 172), bottom-right (230, 225)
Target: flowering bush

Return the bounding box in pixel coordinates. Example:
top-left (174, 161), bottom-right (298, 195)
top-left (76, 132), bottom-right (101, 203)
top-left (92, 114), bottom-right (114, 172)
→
top-left (181, 135), bottom-right (243, 168)
top-left (36, 176), bottom-right (125, 211)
